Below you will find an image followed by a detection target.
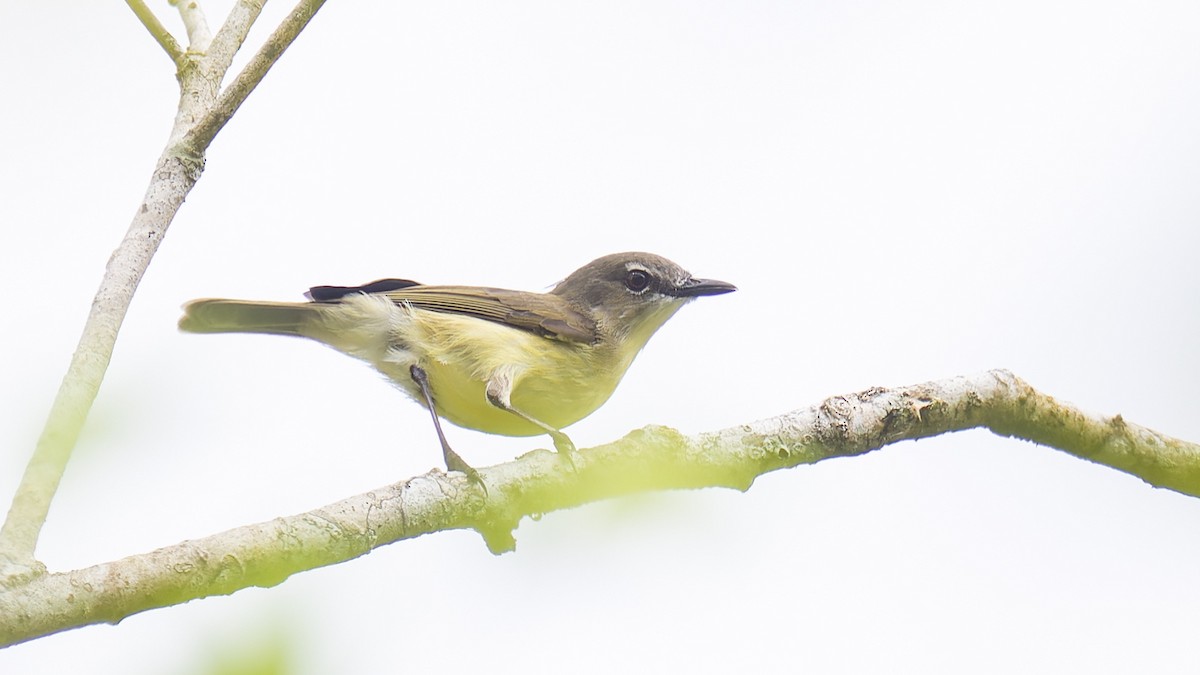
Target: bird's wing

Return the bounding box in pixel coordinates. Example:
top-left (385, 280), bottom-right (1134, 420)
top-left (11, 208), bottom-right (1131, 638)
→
top-left (385, 286), bottom-right (598, 345)
top-left (307, 280), bottom-right (597, 344)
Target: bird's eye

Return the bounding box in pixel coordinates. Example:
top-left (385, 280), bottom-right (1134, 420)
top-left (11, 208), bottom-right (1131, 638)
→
top-left (624, 269), bottom-right (651, 293)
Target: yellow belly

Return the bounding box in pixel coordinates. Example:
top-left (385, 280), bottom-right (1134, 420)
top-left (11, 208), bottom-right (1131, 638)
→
top-left (420, 360), bottom-right (600, 435)
top-left (311, 295), bottom-right (657, 438)
top-left (406, 309), bottom-right (625, 436)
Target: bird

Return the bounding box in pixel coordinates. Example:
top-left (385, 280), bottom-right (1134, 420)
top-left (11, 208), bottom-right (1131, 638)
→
top-left (179, 252), bottom-right (736, 481)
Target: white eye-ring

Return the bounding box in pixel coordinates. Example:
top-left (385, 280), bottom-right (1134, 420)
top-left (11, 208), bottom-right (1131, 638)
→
top-left (624, 267), bottom-right (652, 293)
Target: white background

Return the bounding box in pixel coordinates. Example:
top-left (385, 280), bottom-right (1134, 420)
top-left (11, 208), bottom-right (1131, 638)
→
top-left (3, 1), bottom-right (1200, 672)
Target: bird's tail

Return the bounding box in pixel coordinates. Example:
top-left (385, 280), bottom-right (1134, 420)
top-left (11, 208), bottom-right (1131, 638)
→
top-left (179, 299), bottom-right (320, 337)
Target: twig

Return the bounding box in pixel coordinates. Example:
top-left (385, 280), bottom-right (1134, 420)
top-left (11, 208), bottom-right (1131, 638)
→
top-left (125, 0), bottom-right (184, 62)
top-left (3, 370), bottom-right (1196, 646)
top-left (208, 0), bottom-right (269, 78)
top-left (171, 0), bottom-right (213, 52)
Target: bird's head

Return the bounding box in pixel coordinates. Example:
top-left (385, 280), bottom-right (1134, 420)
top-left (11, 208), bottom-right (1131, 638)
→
top-left (552, 252), bottom-right (736, 345)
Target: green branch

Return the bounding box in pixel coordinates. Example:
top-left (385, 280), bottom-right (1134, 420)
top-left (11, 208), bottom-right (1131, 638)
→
top-left (126, 0), bottom-right (184, 62)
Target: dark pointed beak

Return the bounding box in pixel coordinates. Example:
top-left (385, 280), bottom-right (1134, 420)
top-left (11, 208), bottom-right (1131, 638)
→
top-left (674, 277), bottom-right (738, 297)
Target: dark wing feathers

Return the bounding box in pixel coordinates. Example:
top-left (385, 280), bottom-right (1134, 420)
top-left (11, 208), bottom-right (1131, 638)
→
top-left (306, 281), bottom-right (598, 344)
top-left (306, 278), bottom-right (422, 302)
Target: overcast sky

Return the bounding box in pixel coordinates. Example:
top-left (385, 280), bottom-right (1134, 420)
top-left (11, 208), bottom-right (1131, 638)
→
top-left (3, 1), bottom-right (1200, 673)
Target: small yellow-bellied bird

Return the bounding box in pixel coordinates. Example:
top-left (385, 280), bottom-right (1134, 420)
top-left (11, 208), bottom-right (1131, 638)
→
top-left (179, 252), bottom-right (736, 480)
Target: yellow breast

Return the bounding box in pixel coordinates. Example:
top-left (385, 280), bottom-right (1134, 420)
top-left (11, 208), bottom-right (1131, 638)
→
top-left (402, 308), bottom-right (625, 436)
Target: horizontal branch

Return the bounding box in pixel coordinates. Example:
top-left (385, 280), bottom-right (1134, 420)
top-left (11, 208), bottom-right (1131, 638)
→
top-left (2, 369), bottom-right (1196, 647)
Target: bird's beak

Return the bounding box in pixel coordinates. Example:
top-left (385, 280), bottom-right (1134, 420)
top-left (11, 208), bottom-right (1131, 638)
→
top-left (674, 277), bottom-right (738, 297)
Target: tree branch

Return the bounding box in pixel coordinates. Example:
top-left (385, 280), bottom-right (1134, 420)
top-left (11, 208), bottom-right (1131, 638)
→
top-left (3, 370), bottom-right (1195, 647)
top-left (207, 0), bottom-right (268, 80)
top-left (127, 0), bottom-right (184, 62)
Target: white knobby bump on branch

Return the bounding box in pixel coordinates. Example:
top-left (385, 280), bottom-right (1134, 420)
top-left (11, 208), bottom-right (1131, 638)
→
top-left (2, 369), bottom-right (1197, 647)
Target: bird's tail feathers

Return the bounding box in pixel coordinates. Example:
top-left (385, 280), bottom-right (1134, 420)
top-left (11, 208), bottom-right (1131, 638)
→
top-left (179, 299), bottom-right (319, 337)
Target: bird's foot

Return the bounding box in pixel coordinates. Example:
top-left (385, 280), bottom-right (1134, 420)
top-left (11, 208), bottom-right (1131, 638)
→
top-left (444, 447), bottom-right (488, 496)
top-left (549, 431), bottom-right (579, 471)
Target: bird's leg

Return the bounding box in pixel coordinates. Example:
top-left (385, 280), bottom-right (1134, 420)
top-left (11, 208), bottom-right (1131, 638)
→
top-left (485, 374), bottom-right (577, 456)
top-left (409, 364), bottom-right (485, 487)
